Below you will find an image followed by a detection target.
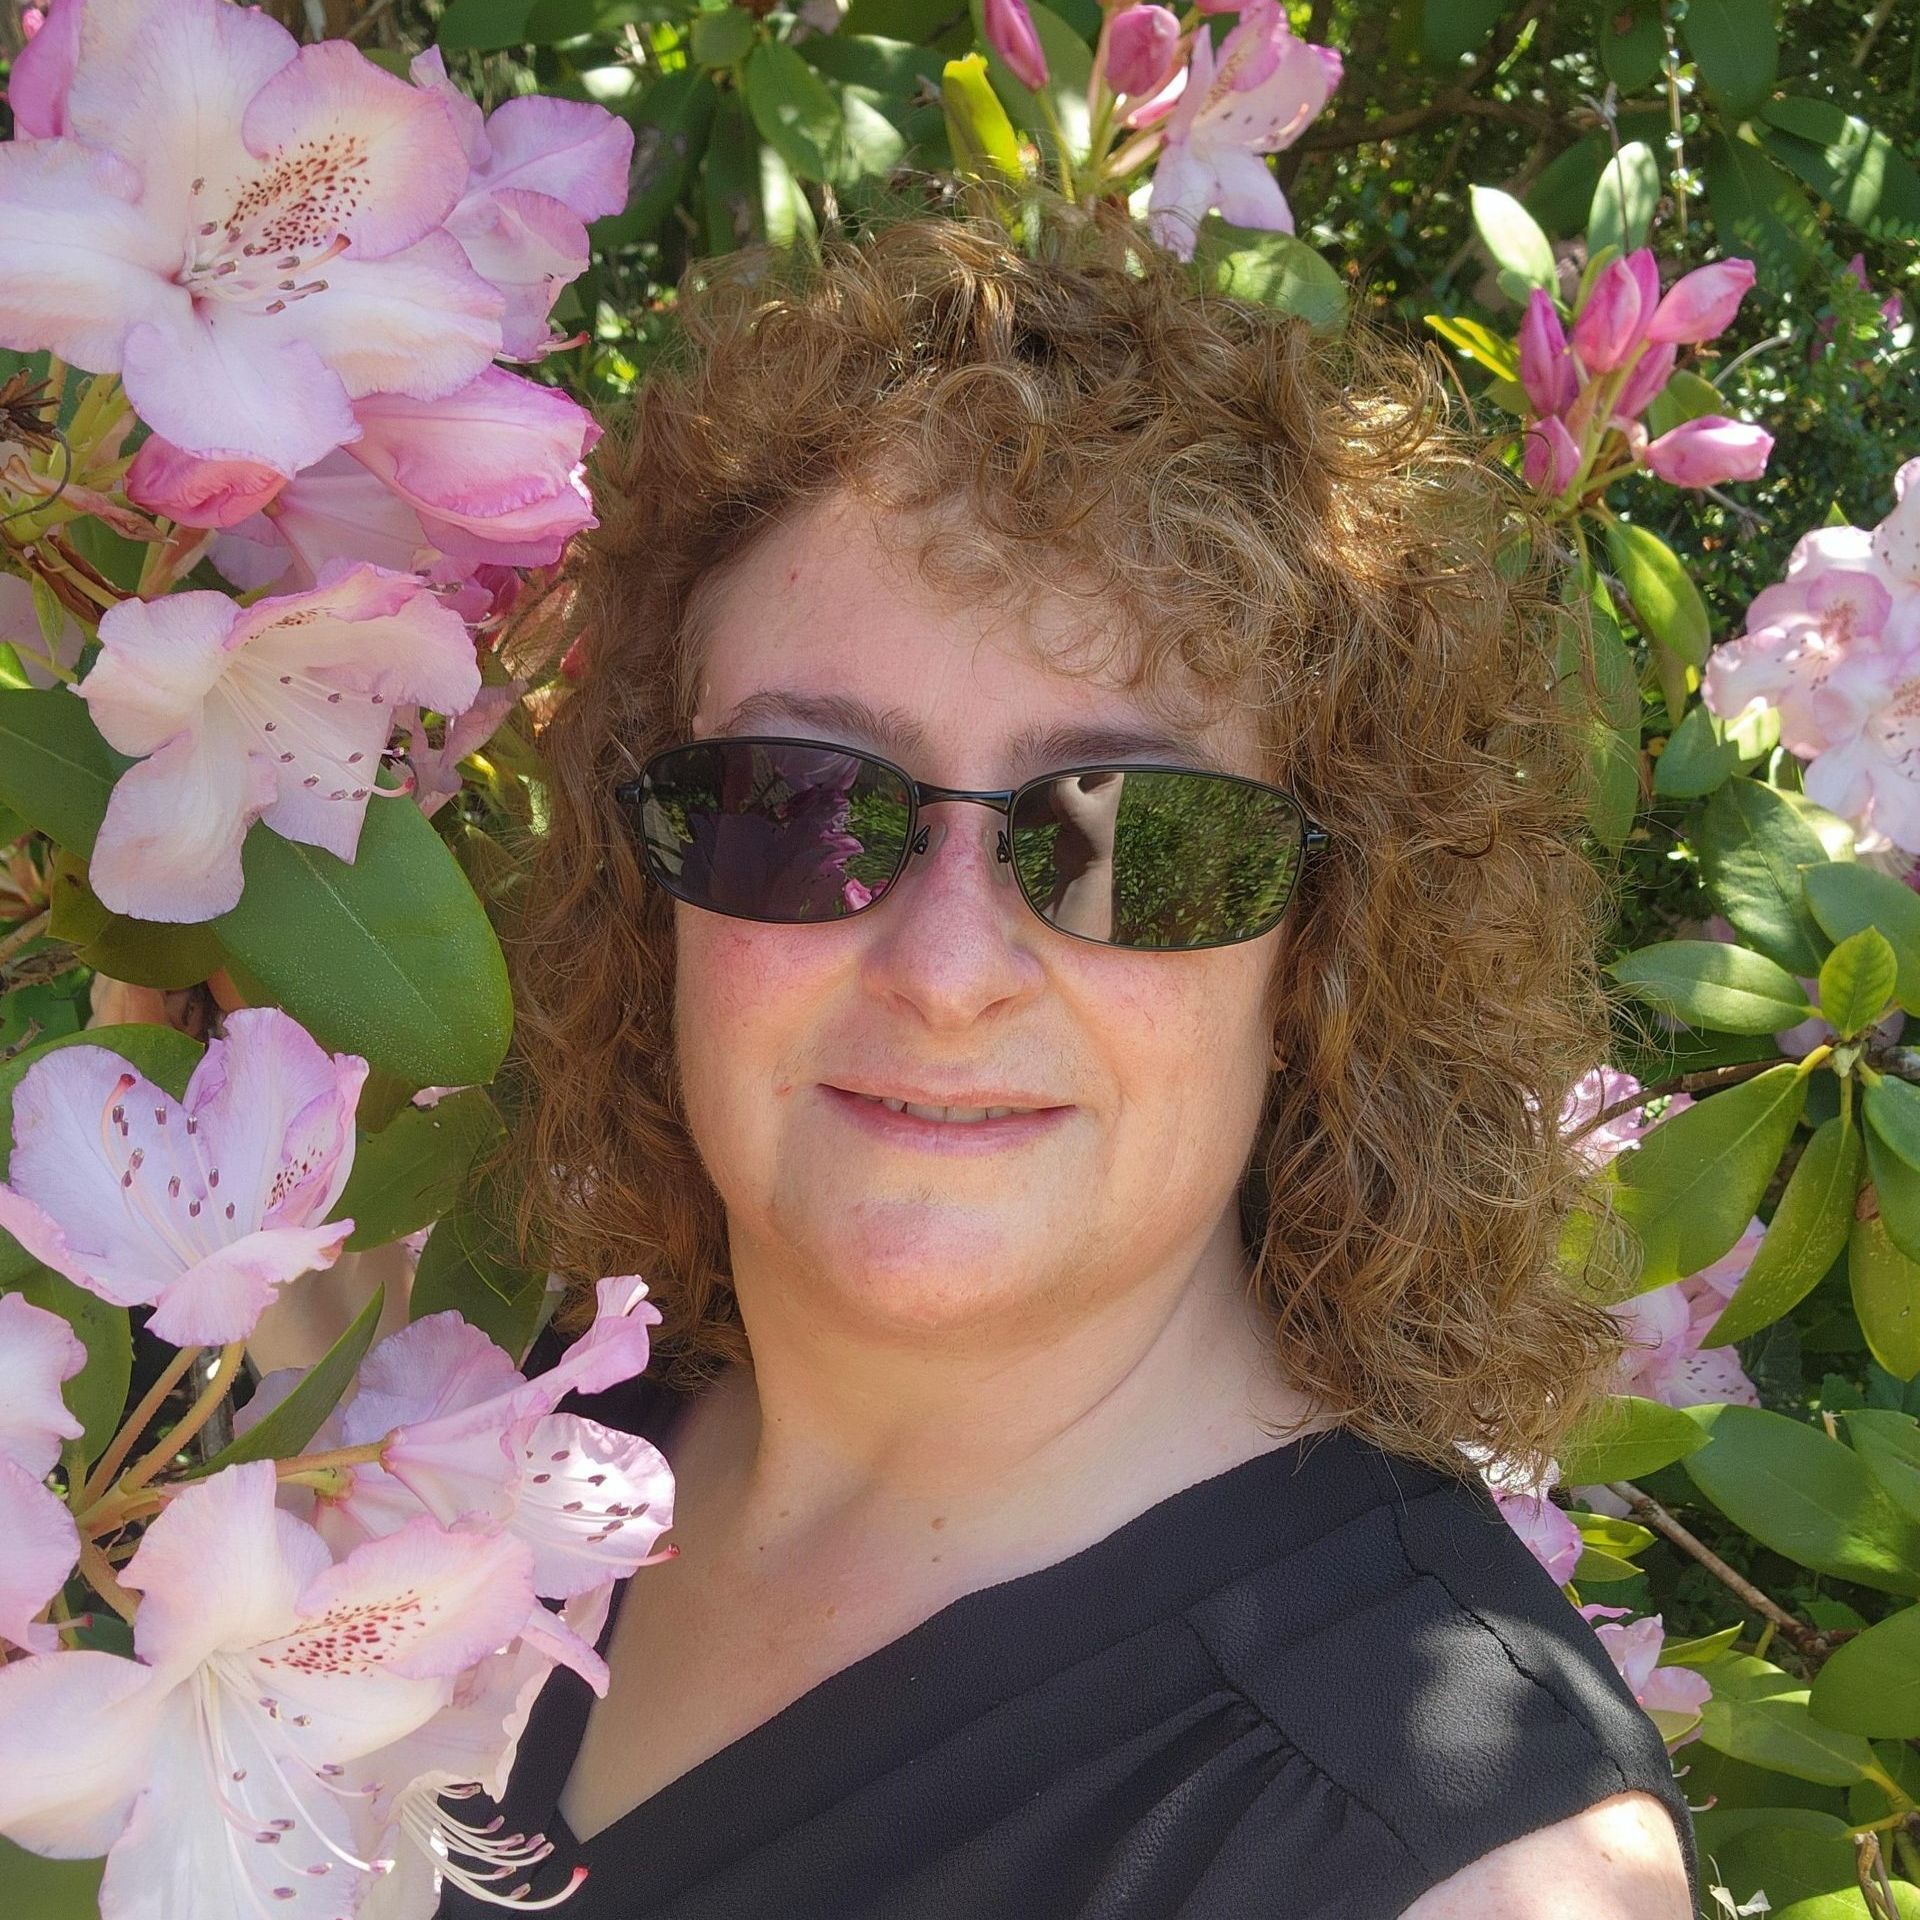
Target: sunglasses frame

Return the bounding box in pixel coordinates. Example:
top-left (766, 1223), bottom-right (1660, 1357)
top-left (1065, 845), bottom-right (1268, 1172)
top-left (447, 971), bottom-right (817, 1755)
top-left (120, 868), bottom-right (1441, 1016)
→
top-left (615, 734), bottom-right (1333, 954)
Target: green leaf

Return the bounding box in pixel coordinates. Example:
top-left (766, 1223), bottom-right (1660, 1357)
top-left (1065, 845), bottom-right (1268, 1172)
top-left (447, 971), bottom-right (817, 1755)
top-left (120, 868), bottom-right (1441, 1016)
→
top-left (1651, 703), bottom-right (1740, 799)
top-left (1810, 1602), bottom-right (1920, 1737)
top-left (188, 1284), bottom-right (387, 1478)
top-left (1818, 927), bottom-right (1899, 1040)
top-left (1868, 1080), bottom-right (1920, 1174)
top-left (703, 91), bottom-right (766, 252)
top-left (1423, 312), bottom-right (1521, 380)
top-left (1696, 1652), bottom-right (1877, 1785)
top-left (436, 0), bottom-right (535, 47)
top-left (1598, 6), bottom-right (1665, 94)
top-left (1847, 1410), bottom-right (1920, 1526)
top-left (0, 686), bottom-right (128, 857)
top-left (1469, 185), bottom-right (1556, 293)
top-left (1569, 1510), bottom-right (1657, 1557)
top-left (1422, 0), bottom-right (1506, 64)
top-left (941, 50), bottom-right (1027, 185)
top-left (210, 797), bottom-right (513, 1091)
top-left (329, 1089), bottom-right (506, 1253)
top-left (1571, 1545), bottom-right (1641, 1583)
top-left (409, 1200), bottom-right (549, 1364)
top-left (47, 856), bottom-right (225, 992)
top-left (592, 70), bottom-right (718, 248)
top-left (1658, 1621), bottom-right (1744, 1667)
top-left (757, 131), bottom-right (819, 252)
top-left (1707, 1113), bottom-right (1863, 1344)
top-left (6, 1266), bottom-right (130, 1467)
top-left (800, 31), bottom-right (946, 95)
top-left (1208, 229), bottom-right (1346, 329)
top-left (691, 5), bottom-right (757, 66)
top-left (1645, 368), bottom-right (1728, 438)
top-left (743, 40), bottom-right (845, 183)
top-left (0, 1841), bottom-right (102, 1920)
top-left (1865, 1130), bottom-right (1920, 1269)
top-left (1851, 1201), bottom-right (1920, 1382)
top-left (1556, 1392), bottom-right (1711, 1483)
top-left (1701, 1815), bottom-right (1905, 1912)
top-left (1605, 938), bottom-right (1811, 1034)
top-left (1759, 98), bottom-right (1920, 241)
top-left (1604, 521), bottom-right (1710, 668)
top-left (1804, 860), bottom-right (1920, 1016)
top-left (1683, 1404), bottom-right (1920, 1594)
top-left (1614, 1062), bottom-right (1807, 1289)
top-left (1588, 141), bottom-right (1659, 258)
top-left (1696, 780), bottom-right (1846, 976)
top-left (1680, 0), bottom-right (1778, 117)
top-left (1567, 579), bottom-right (1642, 848)
top-left (1707, 130), bottom-right (1821, 282)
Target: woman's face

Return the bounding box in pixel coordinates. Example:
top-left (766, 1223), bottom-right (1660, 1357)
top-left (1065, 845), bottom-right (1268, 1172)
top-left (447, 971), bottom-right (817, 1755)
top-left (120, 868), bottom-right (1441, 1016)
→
top-left (673, 493), bottom-right (1289, 1347)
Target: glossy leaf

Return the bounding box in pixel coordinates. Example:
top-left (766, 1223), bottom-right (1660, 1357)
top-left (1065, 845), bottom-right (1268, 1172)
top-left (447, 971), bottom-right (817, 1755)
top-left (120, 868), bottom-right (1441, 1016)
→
top-left (1847, 1410), bottom-right (1920, 1526)
top-left (46, 855), bottom-right (223, 992)
top-left (1696, 780), bottom-right (1845, 977)
top-left (209, 797), bottom-right (513, 1092)
top-left (1707, 1113), bottom-right (1862, 1344)
top-left (1851, 1203), bottom-right (1920, 1383)
top-left (1867, 1079), bottom-right (1920, 1173)
top-left (1683, 1404), bottom-right (1920, 1594)
top-left (1695, 1652), bottom-right (1876, 1786)
top-left (1605, 938), bottom-right (1811, 1034)
top-left (1681, 0), bottom-right (1778, 116)
top-left (1613, 1062), bottom-right (1807, 1290)
top-left (1809, 1602), bottom-right (1920, 1738)
top-left (743, 41), bottom-right (845, 183)
top-left (1209, 230), bottom-right (1346, 329)
top-left (1598, 6), bottom-right (1664, 94)
top-left (1605, 521), bottom-right (1709, 668)
top-left (1569, 1511), bottom-right (1657, 1558)
top-left (1588, 140), bottom-right (1659, 258)
top-left (942, 51), bottom-right (1027, 185)
top-left (187, 1284), bottom-right (386, 1478)
top-left (1817, 927), bottom-right (1897, 1041)
top-left (329, 1089), bottom-right (506, 1253)
top-left (0, 687), bottom-right (127, 859)
top-left (1555, 1392), bottom-right (1711, 1484)
top-left (408, 1198), bottom-right (549, 1365)
top-left (1645, 369), bottom-right (1728, 438)
top-left (1707, 130), bottom-right (1820, 282)
top-left (1657, 1622), bottom-right (1744, 1667)
top-left (1469, 185), bottom-right (1556, 292)
top-left (1651, 703), bottom-right (1740, 800)
top-left (1424, 312), bottom-right (1521, 380)
top-left (1865, 1130), bottom-right (1920, 1269)
top-left (1804, 861), bottom-right (1920, 1016)
top-left (1759, 98), bottom-right (1920, 240)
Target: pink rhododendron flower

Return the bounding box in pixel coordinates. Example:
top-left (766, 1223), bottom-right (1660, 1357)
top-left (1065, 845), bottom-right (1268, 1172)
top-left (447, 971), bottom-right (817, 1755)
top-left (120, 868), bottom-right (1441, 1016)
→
top-left (1643, 259), bottom-right (1757, 346)
top-left (1518, 288), bottom-right (1577, 417)
top-left (1579, 1606), bottom-right (1711, 1747)
top-left (1610, 1217), bottom-right (1762, 1410)
top-left (1558, 1065), bottom-right (1694, 1169)
top-left (0, 1292), bottom-right (85, 1652)
top-left (1144, 0), bottom-right (1342, 260)
top-left (0, 1460), bottom-right (537, 1920)
top-left (75, 561), bottom-right (482, 921)
top-left (1642, 415), bottom-right (1773, 489)
top-left (1461, 1445), bottom-right (1582, 1586)
top-left (410, 48), bottom-right (632, 359)
top-left (396, 680), bottom-right (528, 820)
top-left (1105, 5), bottom-right (1181, 99)
top-left (0, 0), bottom-right (504, 473)
top-left (0, 1007), bottom-right (365, 1344)
top-left (1877, 454), bottom-right (1920, 585)
top-left (1613, 340), bottom-right (1677, 422)
top-left (983, 0), bottom-right (1049, 91)
top-left (1523, 414), bottom-right (1580, 495)
top-left (1571, 252), bottom-right (1659, 375)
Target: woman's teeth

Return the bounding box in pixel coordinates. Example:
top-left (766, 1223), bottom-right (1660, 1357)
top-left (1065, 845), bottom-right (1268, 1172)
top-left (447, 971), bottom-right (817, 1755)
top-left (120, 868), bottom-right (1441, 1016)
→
top-left (862, 1096), bottom-right (1029, 1123)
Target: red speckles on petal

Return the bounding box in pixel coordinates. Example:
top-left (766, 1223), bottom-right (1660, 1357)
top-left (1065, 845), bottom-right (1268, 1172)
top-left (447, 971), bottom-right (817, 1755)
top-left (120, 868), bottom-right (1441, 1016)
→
top-left (263, 1588), bottom-right (431, 1674)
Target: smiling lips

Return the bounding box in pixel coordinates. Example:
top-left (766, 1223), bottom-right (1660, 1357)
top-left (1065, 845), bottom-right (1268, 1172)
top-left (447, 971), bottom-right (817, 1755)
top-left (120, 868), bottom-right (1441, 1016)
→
top-left (825, 1084), bottom-right (1069, 1131)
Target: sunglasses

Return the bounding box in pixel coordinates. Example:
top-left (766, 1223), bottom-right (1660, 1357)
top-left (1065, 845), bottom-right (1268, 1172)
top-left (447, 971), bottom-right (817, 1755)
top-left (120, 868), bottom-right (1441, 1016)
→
top-left (614, 736), bottom-right (1330, 953)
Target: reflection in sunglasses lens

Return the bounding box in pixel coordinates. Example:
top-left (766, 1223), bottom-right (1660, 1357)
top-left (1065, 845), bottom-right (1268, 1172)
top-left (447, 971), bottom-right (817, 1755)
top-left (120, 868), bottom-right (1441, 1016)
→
top-left (1008, 770), bottom-right (1305, 949)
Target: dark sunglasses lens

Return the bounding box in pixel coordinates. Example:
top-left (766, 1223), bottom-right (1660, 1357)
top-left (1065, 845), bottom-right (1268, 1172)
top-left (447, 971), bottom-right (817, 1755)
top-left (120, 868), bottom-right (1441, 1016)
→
top-left (635, 741), bottom-right (912, 922)
top-left (1008, 770), bottom-right (1306, 949)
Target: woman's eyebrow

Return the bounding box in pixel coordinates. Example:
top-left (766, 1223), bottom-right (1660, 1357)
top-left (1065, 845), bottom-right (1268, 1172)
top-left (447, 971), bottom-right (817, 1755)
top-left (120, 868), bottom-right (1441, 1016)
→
top-left (715, 690), bottom-right (926, 753)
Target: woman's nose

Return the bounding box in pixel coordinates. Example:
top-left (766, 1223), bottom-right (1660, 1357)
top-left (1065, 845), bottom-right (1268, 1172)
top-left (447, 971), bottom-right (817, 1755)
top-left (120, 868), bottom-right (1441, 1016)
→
top-left (857, 805), bottom-right (1041, 1029)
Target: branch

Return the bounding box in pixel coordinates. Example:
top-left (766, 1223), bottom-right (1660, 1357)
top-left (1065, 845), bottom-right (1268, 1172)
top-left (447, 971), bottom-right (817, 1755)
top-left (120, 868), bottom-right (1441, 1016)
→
top-left (1295, 90), bottom-right (1565, 151)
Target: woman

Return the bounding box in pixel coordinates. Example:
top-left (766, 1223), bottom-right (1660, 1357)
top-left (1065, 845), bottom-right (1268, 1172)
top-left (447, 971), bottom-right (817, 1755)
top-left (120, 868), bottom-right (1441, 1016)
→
top-left (446, 203), bottom-right (1696, 1918)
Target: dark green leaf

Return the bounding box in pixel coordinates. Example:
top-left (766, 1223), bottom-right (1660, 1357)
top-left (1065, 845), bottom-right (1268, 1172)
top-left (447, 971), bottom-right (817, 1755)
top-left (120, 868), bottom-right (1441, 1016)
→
top-left (0, 1842), bottom-right (102, 1920)
top-left (1707, 131), bottom-right (1821, 282)
top-left (702, 91), bottom-right (765, 253)
top-left (1847, 1410), bottom-right (1920, 1525)
top-left (592, 70), bottom-right (718, 249)
top-left (1851, 1201), bottom-right (1920, 1382)
top-left (1556, 1393), bottom-right (1709, 1483)
top-left (1695, 780), bottom-right (1845, 976)
top-left (436, 0), bottom-right (536, 49)
top-left (409, 1203), bottom-right (548, 1365)
top-left (1804, 861), bottom-right (1920, 1016)
top-left (1759, 99), bottom-right (1920, 240)
top-left (1683, 1404), bottom-right (1920, 1593)
top-left (1652, 701), bottom-right (1740, 800)
top-left (742, 40), bottom-right (844, 182)
top-left (691, 5), bottom-right (757, 67)
top-left (210, 796), bottom-right (513, 1091)
top-left (1605, 938), bottom-right (1811, 1033)
top-left (1614, 1062), bottom-right (1807, 1289)
top-left (188, 1284), bottom-right (386, 1477)
top-left (1645, 368), bottom-right (1727, 438)
top-left (329, 1089), bottom-right (506, 1253)
top-left (1423, 0), bottom-right (1508, 65)
top-left (1208, 228), bottom-right (1346, 329)
top-left (798, 31), bottom-right (946, 95)
top-left (46, 857), bottom-right (224, 992)
top-left (1681, 0), bottom-right (1778, 117)
top-left (1866, 1129), bottom-right (1920, 1268)
top-left (0, 687), bottom-right (128, 858)
top-left (1708, 1114), bottom-right (1862, 1343)
top-left (1598, 6), bottom-right (1665, 94)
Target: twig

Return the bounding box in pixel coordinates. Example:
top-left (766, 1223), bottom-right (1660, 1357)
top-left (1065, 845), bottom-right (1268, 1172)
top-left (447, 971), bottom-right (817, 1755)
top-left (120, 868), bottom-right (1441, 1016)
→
top-left (0, 909), bottom-right (50, 969)
top-left (108, 1342), bottom-right (247, 1506)
top-left (1608, 1480), bottom-right (1823, 1658)
top-left (78, 1344), bottom-right (203, 1510)
top-left (1575, 1057), bottom-right (1786, 1140)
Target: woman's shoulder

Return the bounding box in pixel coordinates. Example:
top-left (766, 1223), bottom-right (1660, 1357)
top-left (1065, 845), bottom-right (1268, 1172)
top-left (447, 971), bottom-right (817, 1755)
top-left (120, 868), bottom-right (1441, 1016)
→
top-left (1175, 1428), bottom-right (1699, 1913)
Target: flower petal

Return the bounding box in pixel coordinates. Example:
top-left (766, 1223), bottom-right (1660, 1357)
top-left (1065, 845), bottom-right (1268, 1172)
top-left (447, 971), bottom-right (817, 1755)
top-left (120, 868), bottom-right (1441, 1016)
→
top-left (515, 1414), bottom-right (675, 1599)
top-left (240, 458), bottom-right (432, 589)
top-left (445, 187), bottom-right (586, 359)
top-left (0, 1291), bottom-right (86, 1476)
top-left (80, 589), bottom-right (241, 758)
top-left (1205, 144), bottom-right (1293, 232)
top-left (7, 0), bottom-right (81, 137)
top-left (0, 1456), bottom-right (81, 1653)
top-left (144, 1221), bottom-right (353, 1346)
top-left (473, 94), bottom-right (633, 220)
top-left (344, 1312), bottom-right (526, 1441)
top-left (0, 1649), bottom-right (167, 1856)
top-left (125, 437), bottom-right (289, 530)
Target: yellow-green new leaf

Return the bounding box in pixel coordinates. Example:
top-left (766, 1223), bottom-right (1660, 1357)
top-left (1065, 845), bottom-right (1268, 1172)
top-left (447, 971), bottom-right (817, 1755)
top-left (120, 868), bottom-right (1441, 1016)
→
top-left (1696, 1653), bottom-right (1877, 1785)
top-left (1804, 860), bottom-right (1920, 1015)
top-left (1817, 926), bottom-right (1898, 1040)
top-left (1613, 1063), bottom-right (1807, 1290)
top-left (1707, 1113), bottom-right (1862, 1344)
top-left (1555, 1392), bottom-right (1710, 1483)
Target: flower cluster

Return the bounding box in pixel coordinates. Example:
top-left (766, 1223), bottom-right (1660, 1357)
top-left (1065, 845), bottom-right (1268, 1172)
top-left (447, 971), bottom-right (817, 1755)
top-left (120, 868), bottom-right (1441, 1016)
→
top-left (1517, 250), bottom-right (1770, 503)
top-left (1703, 460), bottom-right (1920, 854)
top-left (0, 1010), bottom-right (672, 1917)
top-left (0, 0), bottom-right (627, 921)
top-left (981, 0), bottom-right (1342, 261)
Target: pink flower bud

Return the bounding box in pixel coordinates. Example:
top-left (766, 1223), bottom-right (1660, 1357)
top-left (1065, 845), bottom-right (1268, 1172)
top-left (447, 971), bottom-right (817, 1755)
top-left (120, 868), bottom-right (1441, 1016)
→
top-left (20, 5), bottom-right (44, 35)
top-left (1642, 415), bottom-right (1773, 489)
top-left (1644, 258), bottom-right (1756, 345)
top-left (125, 436), bottom-right (287, 528)
top-left (1614, 340), bottom-right (1677, 421)
top-left (1523, 415), bottom-right (1581, 495)
top-left (984, 0), bottom-right (1048, 91)
top-left (1571, 255), bottom-right (1651, 373)
top-left (1104, 4), bottom-right (1181, 98)
top-left (1517, 289), bottom-right (1577, 417)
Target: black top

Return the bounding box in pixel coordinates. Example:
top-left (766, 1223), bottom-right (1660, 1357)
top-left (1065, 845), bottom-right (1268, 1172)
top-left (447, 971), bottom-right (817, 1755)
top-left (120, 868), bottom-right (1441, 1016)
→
top-left (439, 1365), bottom-right (1698, 1920)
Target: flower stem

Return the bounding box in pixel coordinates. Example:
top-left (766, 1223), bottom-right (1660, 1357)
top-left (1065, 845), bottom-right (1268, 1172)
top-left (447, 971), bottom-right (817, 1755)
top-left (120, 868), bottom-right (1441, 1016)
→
top-left (112, 1342), bottom-right (248, 1502)
top-left (0, 909), bottom-right (51, 970)
top-left (278, 1439), bottom-right (388, 1477)
top-left (78, 1343), bottom-right (204, 1512)
top-left (77, 1540), bottom-right (139, 1625)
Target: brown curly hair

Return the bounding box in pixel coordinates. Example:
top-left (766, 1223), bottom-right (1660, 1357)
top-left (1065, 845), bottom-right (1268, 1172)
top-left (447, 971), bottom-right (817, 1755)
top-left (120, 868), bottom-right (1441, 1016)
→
top-left (497, 192), bottom-right (1637, 1481)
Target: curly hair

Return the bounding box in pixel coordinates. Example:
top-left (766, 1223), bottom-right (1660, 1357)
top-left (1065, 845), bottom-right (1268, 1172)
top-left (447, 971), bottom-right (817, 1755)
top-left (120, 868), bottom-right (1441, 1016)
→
top-left (496, 192), bottom-right (1638, 1481)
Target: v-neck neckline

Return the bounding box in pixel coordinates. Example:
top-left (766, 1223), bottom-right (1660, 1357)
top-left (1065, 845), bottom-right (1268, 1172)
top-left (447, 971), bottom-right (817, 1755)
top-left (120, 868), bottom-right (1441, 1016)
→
top-left (499, 1391), bottom-right (1412, 1907)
